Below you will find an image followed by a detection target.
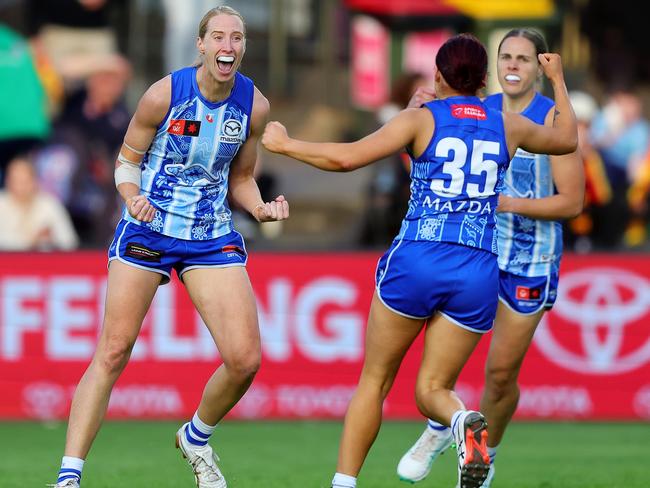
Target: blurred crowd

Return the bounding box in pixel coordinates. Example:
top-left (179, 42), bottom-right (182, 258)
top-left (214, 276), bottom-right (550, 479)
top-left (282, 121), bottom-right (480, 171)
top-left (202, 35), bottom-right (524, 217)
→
top-left (0, 0), bottom-right (130, 250)
top-left (1, 1), bottom-right (650, 252)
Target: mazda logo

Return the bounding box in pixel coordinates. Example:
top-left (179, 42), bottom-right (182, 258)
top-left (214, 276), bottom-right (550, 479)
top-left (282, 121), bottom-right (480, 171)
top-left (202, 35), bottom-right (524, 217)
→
top-left (223, 119), bottom-right (242, 137)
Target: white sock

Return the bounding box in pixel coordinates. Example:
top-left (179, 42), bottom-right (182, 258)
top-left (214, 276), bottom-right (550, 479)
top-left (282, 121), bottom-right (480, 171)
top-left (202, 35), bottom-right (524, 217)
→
top-left (57, 456), bottom-right (84, 484)
top-left (184, 411), bottom-right (217, 446)
top-left (487, 445), bottom-right (499, 464)
top-left (332, 472), bottom-right (357, 488)
top-left (451, 409), bottom-right (466, 435)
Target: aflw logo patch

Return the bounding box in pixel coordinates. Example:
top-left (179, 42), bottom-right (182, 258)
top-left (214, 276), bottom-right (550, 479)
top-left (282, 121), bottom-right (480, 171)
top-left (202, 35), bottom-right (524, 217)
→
top-left (516, 286), bottom-right (541, 301)
top-left (168, 119), bottom-right (202, 137)
top-left (451, 104), bottom-right (486, 120)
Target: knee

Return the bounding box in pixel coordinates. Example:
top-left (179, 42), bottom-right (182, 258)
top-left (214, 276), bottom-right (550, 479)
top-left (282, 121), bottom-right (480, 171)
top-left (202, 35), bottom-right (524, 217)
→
top-left (414, 380), bottom-right (445, 416)
top-left (223, 351), bottom-right (261, 383)
top-left (484, 365), bottom-right (518, 398)
top-left (96, 336), bottom-right (135, 376)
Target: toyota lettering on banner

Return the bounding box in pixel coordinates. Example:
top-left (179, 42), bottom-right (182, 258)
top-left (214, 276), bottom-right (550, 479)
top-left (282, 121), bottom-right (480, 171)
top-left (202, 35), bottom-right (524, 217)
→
top-left (1, 252), bottom-right (649, 420)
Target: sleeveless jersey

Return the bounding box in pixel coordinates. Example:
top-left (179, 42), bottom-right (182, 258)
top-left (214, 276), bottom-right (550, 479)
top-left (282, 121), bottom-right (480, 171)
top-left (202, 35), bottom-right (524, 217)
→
top-left (396, 96), bottom-right (510, 255)
top-left (485, 93), bottom-right (563, 276)
top-left (124, 66), bottom-right (254, 240)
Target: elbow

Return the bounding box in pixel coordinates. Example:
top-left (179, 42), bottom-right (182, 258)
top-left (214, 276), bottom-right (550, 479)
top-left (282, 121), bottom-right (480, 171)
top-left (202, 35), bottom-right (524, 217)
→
top-left (564, 199), bottom-right (584, 219)
top-left (336, 157), bottom-right (357, 172)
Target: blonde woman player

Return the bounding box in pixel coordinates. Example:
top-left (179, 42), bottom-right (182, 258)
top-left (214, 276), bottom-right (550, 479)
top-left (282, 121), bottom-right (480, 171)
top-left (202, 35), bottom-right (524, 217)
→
top-left (50, 6), bottom-right (288, 488)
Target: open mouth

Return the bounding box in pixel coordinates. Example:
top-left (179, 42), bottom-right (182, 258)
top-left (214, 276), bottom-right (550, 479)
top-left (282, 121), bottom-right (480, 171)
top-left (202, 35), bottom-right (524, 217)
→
top-left (216, 55), bottom-right (235, 74)
top-left (504, 74), bottom-right (521, 83)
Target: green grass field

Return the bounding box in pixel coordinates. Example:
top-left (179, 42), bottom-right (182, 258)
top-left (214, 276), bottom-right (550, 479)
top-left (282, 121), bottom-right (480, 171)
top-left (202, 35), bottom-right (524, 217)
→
top-left (0, 420), bottom-right (646, 487)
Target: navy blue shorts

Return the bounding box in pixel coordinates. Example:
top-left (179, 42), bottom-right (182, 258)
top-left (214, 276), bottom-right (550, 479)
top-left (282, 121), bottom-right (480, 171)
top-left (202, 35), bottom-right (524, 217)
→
top-left (375, 240), bottom-right (498, 333)
top-left (108, 219), bottom-right (247, 284)
top-left (498, 269), bottom-right (558, 315)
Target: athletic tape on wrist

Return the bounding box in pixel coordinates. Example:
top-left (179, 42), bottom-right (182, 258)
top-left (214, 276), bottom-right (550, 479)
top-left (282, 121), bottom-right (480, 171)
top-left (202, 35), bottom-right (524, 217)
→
top-left (115, 158), bottom-right (141, 188)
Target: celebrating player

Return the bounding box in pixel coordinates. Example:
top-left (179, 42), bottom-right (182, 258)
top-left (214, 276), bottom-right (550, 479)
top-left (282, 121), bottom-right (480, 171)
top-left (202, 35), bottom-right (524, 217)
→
top-left (50, 6), bottom-right (288, 488)
top-left (262, 33), bottom-right (577, 488)
top-left (396, 28), bottom-right (584, 488)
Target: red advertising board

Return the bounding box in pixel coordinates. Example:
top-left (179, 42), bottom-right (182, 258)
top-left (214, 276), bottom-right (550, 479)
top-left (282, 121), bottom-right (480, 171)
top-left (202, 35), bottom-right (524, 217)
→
top-left (1, 252), bottom-right (649, 420)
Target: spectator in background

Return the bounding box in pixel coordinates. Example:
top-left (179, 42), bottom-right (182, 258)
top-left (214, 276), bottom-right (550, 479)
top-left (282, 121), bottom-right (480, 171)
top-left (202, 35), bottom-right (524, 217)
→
top-left (589, 85), bottom-right (650, 248)
top-left (564, 90), bottom-right (612, 252)
top-left (0, 24), bottom-right (50, 186)
top-left (0, 154), bottom-right (78, 251)
top-left (26, 0), bottom-right (125, 115)
top-left (360, 72), bottom-right (428, 247)
top-left (34, 53), bottom-right (132, 247)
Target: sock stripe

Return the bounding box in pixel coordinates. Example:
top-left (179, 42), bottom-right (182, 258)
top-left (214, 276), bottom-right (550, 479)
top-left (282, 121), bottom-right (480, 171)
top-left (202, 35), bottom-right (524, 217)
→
top-left (185, 425), bottom-right (208, 446)
top-left (427, 419), bottom-right (449, 431)
top-left (189, 421), bottom-right (211, 439)
top-left (57, 474), bottom-right (81, 482)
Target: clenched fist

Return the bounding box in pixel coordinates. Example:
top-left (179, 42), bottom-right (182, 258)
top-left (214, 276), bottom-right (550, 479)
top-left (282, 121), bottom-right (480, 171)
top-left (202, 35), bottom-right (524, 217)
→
top-left (261, 121), bottom-right (289, 154)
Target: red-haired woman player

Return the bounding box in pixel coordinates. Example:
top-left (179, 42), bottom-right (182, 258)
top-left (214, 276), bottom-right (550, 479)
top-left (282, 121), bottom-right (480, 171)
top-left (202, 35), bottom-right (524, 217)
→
top-left (262, 33), bottom-right (577, 488)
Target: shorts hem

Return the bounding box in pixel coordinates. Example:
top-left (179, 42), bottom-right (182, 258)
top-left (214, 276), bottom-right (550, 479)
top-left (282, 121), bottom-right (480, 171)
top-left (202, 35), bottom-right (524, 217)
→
top-left (439, 311), bottom-right (491, 334)
top-left (108, 256), bottom-right (171, 283)
top-left (178, 261), bottom-right (248, 279)
top-left (498, 295), bottom-right (547, 316)
top-left (375, 287), bottom-right (429, 320)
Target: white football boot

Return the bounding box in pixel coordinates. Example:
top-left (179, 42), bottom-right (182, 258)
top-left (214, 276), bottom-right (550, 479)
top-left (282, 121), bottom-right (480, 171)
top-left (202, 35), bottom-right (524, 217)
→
top-left (176, 423), bottom-right (227, 488)
top-left (397, 423), bottom-right (454, 482)
top-left (452, 411), bottom-right (490, 488)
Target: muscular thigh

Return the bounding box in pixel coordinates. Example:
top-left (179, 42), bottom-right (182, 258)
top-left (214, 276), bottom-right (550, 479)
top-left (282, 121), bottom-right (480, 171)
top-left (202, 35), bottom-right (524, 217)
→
top-left (418, 313), bottom-right (483, 389)
top-left (101, 260), bottom-right (162, 343)
top-left (362, 293), bottom-right (424, 379)
top-left (485, 303), bottom-right (544, 372)
top-left (182, 266), bottom-right (260, 360)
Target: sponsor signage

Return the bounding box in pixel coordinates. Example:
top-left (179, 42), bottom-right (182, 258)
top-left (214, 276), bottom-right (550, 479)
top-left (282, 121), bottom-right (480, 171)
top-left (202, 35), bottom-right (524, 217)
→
top-left (1, 252), bottom-right (649, 420)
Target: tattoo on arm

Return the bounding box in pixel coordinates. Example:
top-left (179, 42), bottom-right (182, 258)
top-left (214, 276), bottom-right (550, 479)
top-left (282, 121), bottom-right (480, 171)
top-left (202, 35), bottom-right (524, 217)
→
top-left (553, 109), bottom-right (561, 122)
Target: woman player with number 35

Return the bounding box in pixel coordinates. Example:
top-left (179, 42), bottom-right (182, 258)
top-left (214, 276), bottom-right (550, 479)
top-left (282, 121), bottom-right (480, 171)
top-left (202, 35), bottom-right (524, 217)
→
top-left (262, 33), bottom-right (577, 488)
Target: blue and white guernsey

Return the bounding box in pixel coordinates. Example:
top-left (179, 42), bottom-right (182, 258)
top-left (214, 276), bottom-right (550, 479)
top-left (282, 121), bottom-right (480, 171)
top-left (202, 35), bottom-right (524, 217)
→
top-left (396, 96), bottom-right (510, 255)
top-left (485, 92), bottom-right (563, 277)
top-left (124, 66), bottom-right (254, 240)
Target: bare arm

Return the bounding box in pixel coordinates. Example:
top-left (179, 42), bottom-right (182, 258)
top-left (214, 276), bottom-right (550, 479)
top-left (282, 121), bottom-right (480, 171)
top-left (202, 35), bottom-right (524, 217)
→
top-left (498, 150), bottom-right (585, 220)
top-left (506, 53), bottom-right (577, 157)
top-left (115, 76), bottom-right (171, 222)
top-left (228, 87), bottom-right (289, 222)
top-left (500, 106), bottom-right (585, 220)
top-left (261, 108), bottom-right (426, 172)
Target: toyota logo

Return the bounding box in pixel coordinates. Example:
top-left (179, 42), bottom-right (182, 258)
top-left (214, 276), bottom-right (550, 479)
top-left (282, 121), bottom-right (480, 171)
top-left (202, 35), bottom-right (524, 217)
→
top-left (223, 119), bottom-right (242, 137)
top-left (22, 382), bottom-right (68, 419)
top-left (534, 267), bottom-right (650, 374)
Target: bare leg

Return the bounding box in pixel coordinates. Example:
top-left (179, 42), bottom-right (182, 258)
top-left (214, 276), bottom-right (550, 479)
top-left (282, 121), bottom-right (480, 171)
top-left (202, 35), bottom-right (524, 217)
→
top-left (337, 294), bottom-right (424, 476)
top-left (480, 304), bottom-right (543, 446)
top-left (182, 266), bottom-right (261, 425)
top-left (64, 261), bottom-right (161, 458)
top-left (414, 313), bottom-right (484, 425)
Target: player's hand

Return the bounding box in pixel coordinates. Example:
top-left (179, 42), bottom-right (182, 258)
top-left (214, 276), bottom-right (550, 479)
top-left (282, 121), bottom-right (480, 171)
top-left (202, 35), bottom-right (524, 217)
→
top-left (261, 121), bottom-right (289, 154)
top-left (496, 195), bottom-right (515, 213)
top-left (126, 195), bottom-right (156, 222)
top-left (407, 86), bottom-right (436, 109)
top-left (538, 53), bottom-right (564, 83)
top-left (253, 195), bottom-right (290, 222)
